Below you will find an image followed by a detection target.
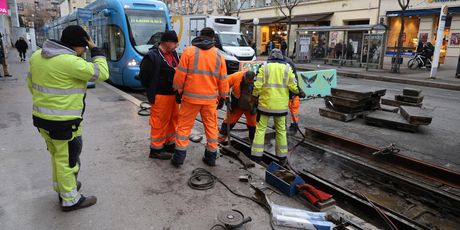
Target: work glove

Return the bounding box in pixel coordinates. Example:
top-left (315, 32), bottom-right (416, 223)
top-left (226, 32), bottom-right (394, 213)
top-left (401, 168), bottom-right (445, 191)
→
top-left (298, 88), bottom-right (306, 99)
top-left (217, 98), bottom-right (225, 110)
top-left (175, 91), bottom-right (182, 104)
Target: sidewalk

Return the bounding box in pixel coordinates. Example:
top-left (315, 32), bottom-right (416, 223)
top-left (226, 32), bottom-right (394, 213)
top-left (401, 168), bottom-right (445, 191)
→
top-left (0, 50), bottom-right (372, 229)
top-left (257, 55), bottom-right (460, 91)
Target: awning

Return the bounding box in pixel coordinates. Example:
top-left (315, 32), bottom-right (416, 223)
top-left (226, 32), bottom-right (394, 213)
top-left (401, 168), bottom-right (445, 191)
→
top-left (241, 12), bottom-right (333, 25)
top-left (386, 6), bottom-right (460, 17)
top-left (241, 17), bottom-right (284, 25)
top-left (279, 13), bottom-right (333, 23)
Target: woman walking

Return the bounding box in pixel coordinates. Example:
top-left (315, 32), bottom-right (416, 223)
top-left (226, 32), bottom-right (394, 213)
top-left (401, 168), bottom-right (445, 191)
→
top-left (15, 37), bottom-right (28, 62)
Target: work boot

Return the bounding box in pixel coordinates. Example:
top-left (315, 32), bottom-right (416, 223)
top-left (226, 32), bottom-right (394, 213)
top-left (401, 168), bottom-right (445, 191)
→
top-left (251, 155), bottom-right (263, 163)
top-left (61, 195), bottom-right (97, 212)
top-left (202, 149), bottom-right (217, 167)
top-left (149, 148), bottom-right (172, 160)
top-left (277, 156), bottom-right (288, 167)
top-left (248, 126), bottom-right (256, 142)
top-left (164, 144), bottom-right (175, 153)
top-left (171, 149), bottom-right (186, 168)
top-left (288, 123), bottom-right (298, 135)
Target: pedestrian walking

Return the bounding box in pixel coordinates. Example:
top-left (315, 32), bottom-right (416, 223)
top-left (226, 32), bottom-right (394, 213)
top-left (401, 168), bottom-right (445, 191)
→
top-left (172, 27), bottom-right (229, 167)
top-left (346, 39), bottom-right (354, 60)
top-left (218, 70), bottom-right (257, 143)
top-left (0, 33), bottom-right (12, 78)
top-left (27, 25), bottom-right (109, 211)
top-left (251, 49), bottom-right (305, 164)
top-left (15, 37), bottom-right (28, 62)
top-left (139, 30), bottom-right (180, 160)
top-left (280, 39), bottom-right (287, 56)
top-left (334, 40), bottom-right (343, 59)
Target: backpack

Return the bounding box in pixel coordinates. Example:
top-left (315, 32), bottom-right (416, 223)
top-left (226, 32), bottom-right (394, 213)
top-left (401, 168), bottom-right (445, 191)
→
top-left (236, 80), bottom-right (255, 111)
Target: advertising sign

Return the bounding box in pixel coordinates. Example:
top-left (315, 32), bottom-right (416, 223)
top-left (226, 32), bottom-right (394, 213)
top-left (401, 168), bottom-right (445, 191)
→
top-left (77, 8), bottom-right (92, 21)
top-left (0, 0), bottom-right (8, 15)
top-left (450, 33), bottom-right (460, 46)
top-left (297, 69), bottom-right (337, 98)
top-left (362, 34), bottom-right (384, 64)
top-left (239, 61), bottom-right (264, 72)
top-left (430, 5), bottom-right (448, 79)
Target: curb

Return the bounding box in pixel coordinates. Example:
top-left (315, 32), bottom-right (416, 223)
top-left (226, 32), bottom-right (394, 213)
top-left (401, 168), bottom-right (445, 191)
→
top-left (297, 67), bottom-right (460, 91)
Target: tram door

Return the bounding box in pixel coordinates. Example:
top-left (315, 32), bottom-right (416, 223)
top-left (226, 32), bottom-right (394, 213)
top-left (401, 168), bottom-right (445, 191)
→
top-left (189, 18), bottom-right (205, 42)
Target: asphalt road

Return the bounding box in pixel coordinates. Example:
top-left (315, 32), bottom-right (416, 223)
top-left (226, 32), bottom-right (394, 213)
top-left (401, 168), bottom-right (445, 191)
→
top-left (297, 76), bottom-right (460, 171)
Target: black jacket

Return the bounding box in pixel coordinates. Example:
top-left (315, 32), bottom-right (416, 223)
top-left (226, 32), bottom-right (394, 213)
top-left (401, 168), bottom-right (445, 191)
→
top-left (139, 46), bottom-right (179, 104)
top-left (15, 40), bottom-right (28, 52)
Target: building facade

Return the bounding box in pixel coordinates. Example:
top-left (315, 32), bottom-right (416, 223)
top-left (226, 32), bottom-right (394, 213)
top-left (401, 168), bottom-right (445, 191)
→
top-left (381, 0), bottom-right (460, 59)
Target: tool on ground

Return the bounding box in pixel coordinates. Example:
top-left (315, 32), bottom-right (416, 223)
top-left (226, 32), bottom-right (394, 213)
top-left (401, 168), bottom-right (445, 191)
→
top-left (220, 101), bottom-right (255, 168)
top-left (212, 209), bottom-right (252, 230)
top-left (238, 174), bottom-right (252, 182)
top-left (372, 143), bottom-right (400, 156)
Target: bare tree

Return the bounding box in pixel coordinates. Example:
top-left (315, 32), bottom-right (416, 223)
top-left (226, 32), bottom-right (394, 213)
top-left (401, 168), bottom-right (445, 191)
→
top-left (217, 0), bottom-right (247, 16)
top-left (274, 0), bottom-right (301, 56)
top-left (186, 0), bottom-right (204, 15)
top-left (391, 0), bottom-right (410, 73)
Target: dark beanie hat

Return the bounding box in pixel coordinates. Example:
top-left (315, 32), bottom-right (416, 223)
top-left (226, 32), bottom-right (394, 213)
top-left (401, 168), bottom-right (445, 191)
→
top-left (60, 25), bottom-right (89, 47)
top-left (161, 30), bottom-right (178, 43)
top-left (200, 27), bottom-right (215, 38)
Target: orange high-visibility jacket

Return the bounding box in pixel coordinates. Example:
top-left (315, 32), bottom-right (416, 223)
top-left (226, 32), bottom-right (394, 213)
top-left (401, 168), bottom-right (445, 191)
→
top-left (174, 46), bottom-right (229, 105)
top-left (227, 71), bottom-right (245, 98)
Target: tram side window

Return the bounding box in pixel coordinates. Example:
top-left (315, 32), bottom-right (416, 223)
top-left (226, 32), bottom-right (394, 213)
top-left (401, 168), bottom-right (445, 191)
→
top-left (108, 25), bottom-right (125, 61)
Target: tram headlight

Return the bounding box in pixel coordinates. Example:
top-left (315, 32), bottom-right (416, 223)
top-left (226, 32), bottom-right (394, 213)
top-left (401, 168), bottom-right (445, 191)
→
top-left (127, 59), bottom-right (139, 67)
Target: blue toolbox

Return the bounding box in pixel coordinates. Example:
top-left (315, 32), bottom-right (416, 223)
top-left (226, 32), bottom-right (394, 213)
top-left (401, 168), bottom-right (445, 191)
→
top-left (265, 162), bottom-right (305, 197)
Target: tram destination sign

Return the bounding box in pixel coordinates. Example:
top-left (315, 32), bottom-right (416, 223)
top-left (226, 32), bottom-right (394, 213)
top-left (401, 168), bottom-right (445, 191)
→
top-left (77, 8), bottom-right (93, 21)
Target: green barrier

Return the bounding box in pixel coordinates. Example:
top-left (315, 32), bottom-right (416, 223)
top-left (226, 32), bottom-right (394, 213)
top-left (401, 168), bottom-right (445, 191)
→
top-left (297, 69), bottom-right (337, 98)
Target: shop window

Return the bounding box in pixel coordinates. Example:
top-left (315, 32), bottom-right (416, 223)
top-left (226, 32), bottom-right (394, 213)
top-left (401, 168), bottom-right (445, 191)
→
top-left (387, 16), bottom-right (420, 53)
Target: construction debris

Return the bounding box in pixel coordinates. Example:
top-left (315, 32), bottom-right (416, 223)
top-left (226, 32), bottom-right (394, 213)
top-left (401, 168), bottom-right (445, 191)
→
top-left (319, 87), bottom-right (386, 122)
top-left (364, 110), bottom-right (419, 132)
top-left (382, 87), bottom-right (424, 107)
top-left (400, 106), bottom-right (433, 125)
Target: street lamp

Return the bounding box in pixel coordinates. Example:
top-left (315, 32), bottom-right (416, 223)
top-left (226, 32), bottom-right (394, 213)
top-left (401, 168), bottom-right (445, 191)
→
top-left (253, 18), bottom-right (259, 56)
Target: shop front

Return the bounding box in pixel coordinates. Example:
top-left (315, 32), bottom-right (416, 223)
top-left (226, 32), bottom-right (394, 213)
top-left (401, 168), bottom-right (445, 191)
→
top-left (385, 6), bottom-right (460, 62)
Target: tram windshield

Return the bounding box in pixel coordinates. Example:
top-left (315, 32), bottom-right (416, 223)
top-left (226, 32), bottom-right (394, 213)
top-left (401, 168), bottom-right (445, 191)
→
top-left (126, 9), bottom-right (167, 54)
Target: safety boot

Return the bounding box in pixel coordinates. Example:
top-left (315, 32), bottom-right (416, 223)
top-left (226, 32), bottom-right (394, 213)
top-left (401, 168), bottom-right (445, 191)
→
top-left (288, 123), bottom-right (298, 135)
top-left (250, 155), bottom-right (263, 163)
top-left (149, 148), bottom-right (172, 160)
top-left (61, 195), bottom-right (97, 212)
top-left (171, 149), bottom-right (186, 168)
top-left (202, 149), bottom-right (217, 167)
top-left (164, 144), bottom-right (175, 154)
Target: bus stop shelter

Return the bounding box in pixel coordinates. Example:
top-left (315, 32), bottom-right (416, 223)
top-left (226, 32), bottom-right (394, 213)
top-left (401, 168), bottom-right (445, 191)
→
top-left (295, 24), bottom-right (388, 70)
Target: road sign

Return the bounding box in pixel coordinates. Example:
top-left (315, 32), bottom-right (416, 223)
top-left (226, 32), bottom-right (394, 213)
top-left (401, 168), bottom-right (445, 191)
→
top-left (77, 8), bottom-right (92, 21)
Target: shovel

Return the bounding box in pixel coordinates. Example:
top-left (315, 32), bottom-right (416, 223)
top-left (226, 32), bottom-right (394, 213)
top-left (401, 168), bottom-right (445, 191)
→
top-left (220, 101), bottom-right (255, 168)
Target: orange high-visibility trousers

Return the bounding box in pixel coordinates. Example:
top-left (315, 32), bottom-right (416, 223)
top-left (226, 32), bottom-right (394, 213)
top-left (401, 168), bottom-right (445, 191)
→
top-left (289, 96), bottom-right (300, 123)
top-left (150, 95), bottom-right (179, 150)
top-left (219, 109), bottom-right (257, 141)
top-left (176, 101), bottom-right (218, 153)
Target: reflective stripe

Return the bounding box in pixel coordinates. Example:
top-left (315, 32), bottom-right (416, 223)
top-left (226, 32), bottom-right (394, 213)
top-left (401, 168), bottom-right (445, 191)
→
top-left (61, 188), bottom-right (78, 198)
top-left (206, 146), bottom-right (217, 153)
top-left (177, 68), bottom-right (226, 80)
top-left (32, 83), bottom-right (86, 95)
top-left (62, 193), bottom-right (81, 207)
top-left (264, 62), bottom-right (269, 83)
top-left (173, 83), bottom-right (183, 89)
top-left (193, 47), bottom-right (200, 70)
top-left (251, 151), bottom-right (264, 157)
top-left (166, 133), bottom-right (175, 137)
top-left (177, 66), bottom-right (188, 73)
top-left (258, 107), bottom-right (288, 114)
top-left (175, 146), bottom-right (188, 151)
top-left (220, 74), bottom-right (228, 80)
top-left (150, 145), bottom-right (163, 150)
top-left (256, 77), bottom-right (263, 82)
top-left (264, 83), bottom-right (287, 89)
top-left (150, 137), bottom-right (165, 142)
top-left (213, 52), bottom-right (222, 79)
top-left (92, 55), bottom-right (105, 61)
top-left (165, 140), bottom-right (176, 145)
top-left (220, 92), bottom-right (229, 97)
top-left (176, 134), bottom-right (188, 140)
top-left (89, 63), bottom-right (101, 82)
top-left (33, 105), bottom-right (83, 116)
top-left (252, 143), bottom-right (265, 149)
top-left (293, 115), bottom-right (300, 117)
top-left (277, 145), bottom-right (288, 150)
top-left (207, 138), bottom-right (218, 143)
top-left (283, 64), bottom-right (291, 83)
top-left (183, 91), bottom-right (217, 99)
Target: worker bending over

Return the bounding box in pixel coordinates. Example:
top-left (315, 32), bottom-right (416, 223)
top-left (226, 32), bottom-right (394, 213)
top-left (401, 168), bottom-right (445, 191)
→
top-left (172, 27), bottom-right (229, 167)
top-left (218, 70), bottom-right (257, 142)
top-left (251, 49), bottom-right (305, 164)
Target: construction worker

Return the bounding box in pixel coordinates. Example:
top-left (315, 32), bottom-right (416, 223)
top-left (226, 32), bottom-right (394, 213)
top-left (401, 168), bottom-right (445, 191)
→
top-left (251, 49), bottom-right (305, 163)
top-left (283, 56), bottom-right (301, 134)
top-left (218, 70), bottom-right (257, 143)
top-left (139, 31), bottom-right (179, 160)
top-left (172, 27), bottom-right (229, 167)
top-left (27, 25), bottom-right (109, 211)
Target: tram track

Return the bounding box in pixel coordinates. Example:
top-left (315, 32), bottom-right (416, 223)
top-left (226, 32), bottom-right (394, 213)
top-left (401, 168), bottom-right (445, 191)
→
top-left (124, 88), bottom-right (460, 229)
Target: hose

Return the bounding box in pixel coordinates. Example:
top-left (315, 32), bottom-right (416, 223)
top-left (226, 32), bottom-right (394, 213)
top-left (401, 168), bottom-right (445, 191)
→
top-left (138, 101), bottom-right (151, 116)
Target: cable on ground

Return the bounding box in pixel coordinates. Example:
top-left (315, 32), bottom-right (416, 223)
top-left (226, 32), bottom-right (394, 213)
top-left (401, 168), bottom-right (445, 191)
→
top-left (138, 101), bottom-right (151, 116)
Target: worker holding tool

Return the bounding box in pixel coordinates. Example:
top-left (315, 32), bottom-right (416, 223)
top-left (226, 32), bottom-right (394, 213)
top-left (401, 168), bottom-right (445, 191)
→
top-left (172, 27), bottom-right (229, 167)
top-left (218, 70), bottom-right (257, 143)
top-left (28, 25), bottom-right (109, 211)
top-left (139, 30), bottom-right (180, 160)
top-left (251, 49), bottom-right (306, 164)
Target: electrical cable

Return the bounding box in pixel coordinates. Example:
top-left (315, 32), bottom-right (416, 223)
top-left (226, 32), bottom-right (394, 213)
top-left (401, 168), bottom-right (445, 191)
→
top-left (138, 101), bottom-right (151, 116)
